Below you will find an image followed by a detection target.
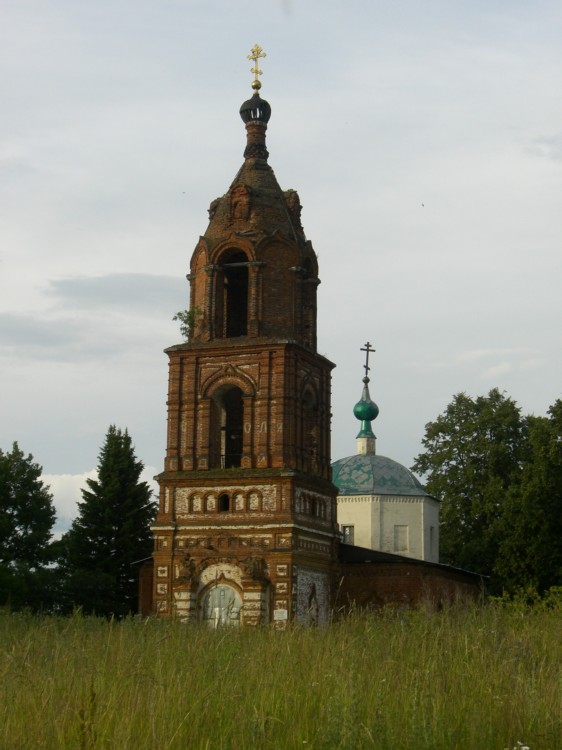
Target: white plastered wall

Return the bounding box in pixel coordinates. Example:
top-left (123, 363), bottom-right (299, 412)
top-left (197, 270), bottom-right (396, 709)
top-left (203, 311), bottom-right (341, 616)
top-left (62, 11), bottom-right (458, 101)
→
top-left (337, 494), bottom-right (439, 562)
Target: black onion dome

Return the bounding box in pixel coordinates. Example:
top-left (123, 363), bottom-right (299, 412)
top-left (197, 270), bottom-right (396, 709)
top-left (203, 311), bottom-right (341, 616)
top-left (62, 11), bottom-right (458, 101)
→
top-left (240, 93), bottom-right (271, 124)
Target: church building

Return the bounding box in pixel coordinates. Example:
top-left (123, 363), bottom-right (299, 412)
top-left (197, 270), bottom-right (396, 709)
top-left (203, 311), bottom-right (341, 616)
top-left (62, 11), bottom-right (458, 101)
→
top-left (143, 48), bottom-right (482, 624)
top-left (149, 47), bottom-right (339, 626)
top-left (333, 348), bottom-right (440, 564)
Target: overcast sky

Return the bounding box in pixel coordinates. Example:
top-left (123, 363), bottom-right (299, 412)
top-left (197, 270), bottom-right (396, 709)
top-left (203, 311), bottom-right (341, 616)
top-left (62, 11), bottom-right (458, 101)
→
top-left (1, 0), bottom-right (561, 533)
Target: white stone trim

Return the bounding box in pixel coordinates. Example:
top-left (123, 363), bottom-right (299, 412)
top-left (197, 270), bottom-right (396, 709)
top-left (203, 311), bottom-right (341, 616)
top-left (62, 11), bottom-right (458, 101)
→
top-left (174, 522), bottom-right (336, 537)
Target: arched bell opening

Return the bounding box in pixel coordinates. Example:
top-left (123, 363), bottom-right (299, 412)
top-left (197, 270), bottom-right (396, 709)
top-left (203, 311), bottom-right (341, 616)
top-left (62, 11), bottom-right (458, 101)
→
top-left (217, 250), bottom-right (248, 338)
top-left (209, 386), bottom-right (244, 469)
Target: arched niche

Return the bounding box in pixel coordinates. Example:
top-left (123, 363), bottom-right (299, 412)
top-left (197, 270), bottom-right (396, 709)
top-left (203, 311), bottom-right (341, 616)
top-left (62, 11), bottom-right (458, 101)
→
top-left (301, 384), bottom-right (319, 473)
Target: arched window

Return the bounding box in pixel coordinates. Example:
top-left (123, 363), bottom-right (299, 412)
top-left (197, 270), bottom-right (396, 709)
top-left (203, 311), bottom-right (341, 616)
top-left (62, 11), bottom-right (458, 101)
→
top-left (220, 251), bottom-right (248, 337)
top-left (210, 386), bottom-right (244, 469)
top-left (218, 493), bottom-right (230, 512)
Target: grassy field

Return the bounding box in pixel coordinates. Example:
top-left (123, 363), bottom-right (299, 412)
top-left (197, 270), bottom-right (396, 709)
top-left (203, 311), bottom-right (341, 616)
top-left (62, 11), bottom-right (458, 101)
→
top-left (1, 598), bottom-right (560, 750)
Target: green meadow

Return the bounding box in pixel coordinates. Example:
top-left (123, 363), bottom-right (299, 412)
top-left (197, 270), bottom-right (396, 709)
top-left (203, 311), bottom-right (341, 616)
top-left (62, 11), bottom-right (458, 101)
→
top-left (1, 598), bottom-right (560, 750)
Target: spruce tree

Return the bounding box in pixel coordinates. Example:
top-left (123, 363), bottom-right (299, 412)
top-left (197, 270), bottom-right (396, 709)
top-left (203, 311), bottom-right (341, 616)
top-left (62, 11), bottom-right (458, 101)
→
top-left (60, 426), bottom-right (156, 616)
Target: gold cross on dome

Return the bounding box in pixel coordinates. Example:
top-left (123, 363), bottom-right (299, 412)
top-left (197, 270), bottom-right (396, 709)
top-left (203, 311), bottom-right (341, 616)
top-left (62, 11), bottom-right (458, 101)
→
top-left (247, 44), bottom-right (266, 90)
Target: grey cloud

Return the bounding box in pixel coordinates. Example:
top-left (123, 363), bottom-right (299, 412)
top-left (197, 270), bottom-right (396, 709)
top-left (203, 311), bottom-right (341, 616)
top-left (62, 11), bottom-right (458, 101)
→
top-left (1, 274), bottom-right (185, 364)
top-left (0, 312), bottom-right (123, 362)
top-left (48, 273), bottom-right (186, 313)
top-left (0, 313), bottom-right (81, 348)
top-left (0, 309), bottom-right (175, 365)
top-left (529, 133), bottom-right (562, 162)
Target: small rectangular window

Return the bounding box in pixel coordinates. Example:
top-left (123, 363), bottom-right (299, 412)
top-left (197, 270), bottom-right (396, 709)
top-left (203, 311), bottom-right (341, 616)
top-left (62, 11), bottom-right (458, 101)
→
top-left (342, 525), bottom-right (354, 545)
top-left (394, 525), bottom-right (409, 552)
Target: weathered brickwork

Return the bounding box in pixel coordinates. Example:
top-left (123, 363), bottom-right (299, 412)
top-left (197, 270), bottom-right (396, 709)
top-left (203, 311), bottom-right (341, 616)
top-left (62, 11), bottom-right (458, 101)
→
top-left (151, 468), bottom-right (339, 624)
top-left (162, 343), bottom-right (334, 478)
top-left (337, 559), bottom-right (483, 610)
top-left (148, 86), bottom-right (339, 625)
top-left (143, 80), bottom-right (483, 624)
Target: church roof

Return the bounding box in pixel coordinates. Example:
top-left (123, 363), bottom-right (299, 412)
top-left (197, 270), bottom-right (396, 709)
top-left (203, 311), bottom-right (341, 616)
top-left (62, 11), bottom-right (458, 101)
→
top-left (333, 344), bottom-right (429, 497)
top-left (203, 80), bottom-right (308, 249)
top-left (203, 159), bottom-right (306, 247)
top-left (331, 453), bottom-right (428, 497)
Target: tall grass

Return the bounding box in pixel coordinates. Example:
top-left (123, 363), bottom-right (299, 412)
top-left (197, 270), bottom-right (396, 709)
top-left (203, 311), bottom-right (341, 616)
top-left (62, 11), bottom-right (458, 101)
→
top-left (1, 600), bottom-right (560, 749)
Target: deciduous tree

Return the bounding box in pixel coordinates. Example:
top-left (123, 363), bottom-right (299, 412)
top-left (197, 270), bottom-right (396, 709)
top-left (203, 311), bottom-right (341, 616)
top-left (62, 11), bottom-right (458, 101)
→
top-left (413, 391), bottom-right (562, 593)
top-left (0, 442), bottom-right (56, 609)
top-left (495, 401), bottom-right (562, 593)
top-left (412, 389), bottom-right (525, 588)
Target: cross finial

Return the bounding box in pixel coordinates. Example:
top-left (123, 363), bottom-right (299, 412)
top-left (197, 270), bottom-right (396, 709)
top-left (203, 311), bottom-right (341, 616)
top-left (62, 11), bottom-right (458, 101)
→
top-left (247, 44), bottom-right (266, 91)
top-left (360, 342), bottom-right (375, 380)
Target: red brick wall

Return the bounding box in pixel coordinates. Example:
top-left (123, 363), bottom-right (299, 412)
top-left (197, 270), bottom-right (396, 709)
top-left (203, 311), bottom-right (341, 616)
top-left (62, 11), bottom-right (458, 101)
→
top-left (337, 562), bottom-right (483, 611)
top-left (138, 560), bottom-right (154, 617)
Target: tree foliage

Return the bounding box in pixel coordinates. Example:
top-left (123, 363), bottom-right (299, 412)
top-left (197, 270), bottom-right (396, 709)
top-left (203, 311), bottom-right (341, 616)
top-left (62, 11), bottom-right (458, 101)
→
top-left (173, 306), bottom-right (202, 341)
top-left (412, 389), bottom-right (525, 588)
top-left (414, 391), bottom-right (562, 593)
top-left (495, 401), bottom-right (562, 593)
top-left (0, 442), bottom-right (56, 609)
top-left (60, 426), bottom-right (156, 617)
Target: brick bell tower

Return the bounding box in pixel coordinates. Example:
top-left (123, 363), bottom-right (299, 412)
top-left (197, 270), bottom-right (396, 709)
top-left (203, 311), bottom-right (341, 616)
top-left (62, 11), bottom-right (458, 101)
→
top-left (151, 46), bottom-right (338, 626)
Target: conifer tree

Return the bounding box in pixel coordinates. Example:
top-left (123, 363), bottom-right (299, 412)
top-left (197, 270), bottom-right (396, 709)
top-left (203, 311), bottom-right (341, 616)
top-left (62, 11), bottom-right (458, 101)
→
top-left (60, 426), bottom-right (156, 616)
top-left (0, 442), bottom-right (56, 610)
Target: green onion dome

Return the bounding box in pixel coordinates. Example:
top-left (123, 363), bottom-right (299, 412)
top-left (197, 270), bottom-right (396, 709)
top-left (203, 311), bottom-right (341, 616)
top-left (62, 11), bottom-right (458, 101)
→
top-left (354, 376), bottom-right (379, 438)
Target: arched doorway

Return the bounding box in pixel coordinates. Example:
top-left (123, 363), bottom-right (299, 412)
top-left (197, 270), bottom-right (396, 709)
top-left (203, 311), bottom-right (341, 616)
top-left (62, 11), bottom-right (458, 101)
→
top-left (201, 584), bottom-right (242, 628)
